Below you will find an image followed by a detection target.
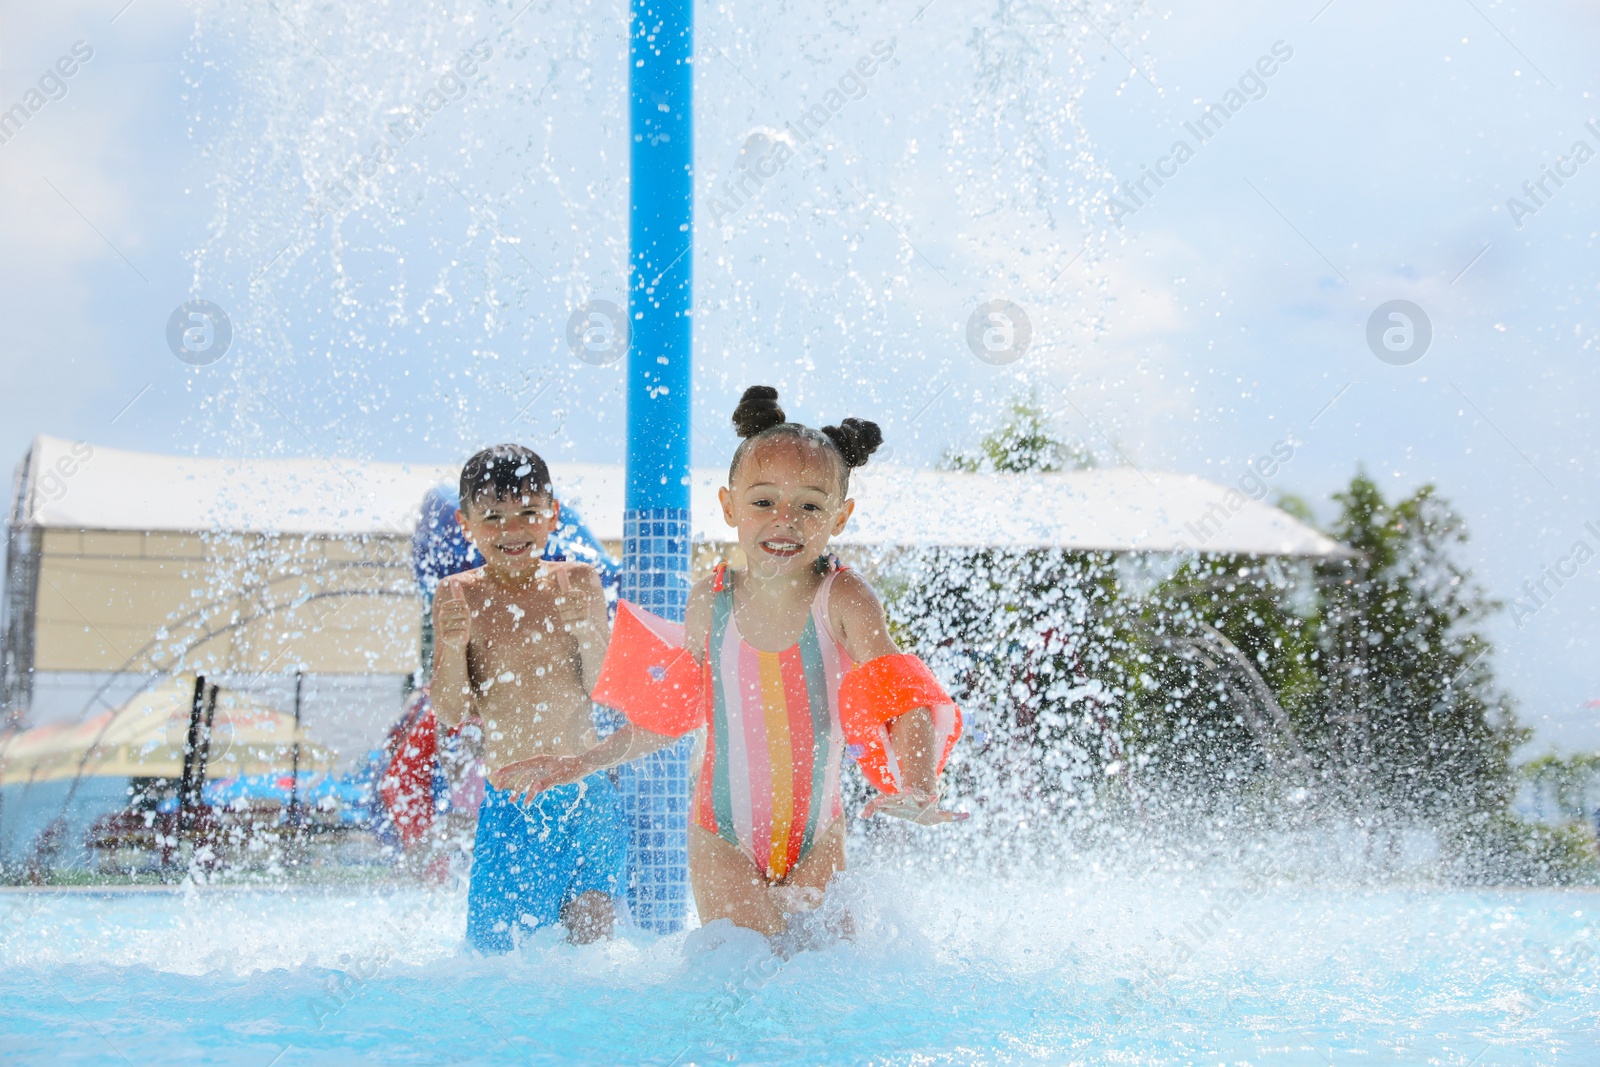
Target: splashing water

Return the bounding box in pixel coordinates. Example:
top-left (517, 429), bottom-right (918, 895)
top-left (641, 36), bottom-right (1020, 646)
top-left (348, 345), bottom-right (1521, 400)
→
top-left (4, 861), bottom-right (1597, 1065)
top-left (183, 0), bottom-right (1141, 464)
top-left (5, 1), bottom-right (1582, 1063)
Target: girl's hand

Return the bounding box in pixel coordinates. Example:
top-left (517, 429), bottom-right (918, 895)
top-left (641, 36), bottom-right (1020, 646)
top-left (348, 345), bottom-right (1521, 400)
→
top-left (436, 583), bottom-right (472, 650)
top-left (860, 788), bottom-right (969, 826)
top-left (492, 754), bottom-right (587, 802)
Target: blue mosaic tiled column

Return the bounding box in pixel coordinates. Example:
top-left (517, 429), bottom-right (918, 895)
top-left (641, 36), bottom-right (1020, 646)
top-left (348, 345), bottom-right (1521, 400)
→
top-left (617, 510), bottom-right (692, 931)
top-left (623, 0), bottom-right (692, 934)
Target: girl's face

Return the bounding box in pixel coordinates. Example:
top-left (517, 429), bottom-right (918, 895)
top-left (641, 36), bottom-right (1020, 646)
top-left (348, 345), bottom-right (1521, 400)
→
top-left (719, 437), bottom-right (854, 579)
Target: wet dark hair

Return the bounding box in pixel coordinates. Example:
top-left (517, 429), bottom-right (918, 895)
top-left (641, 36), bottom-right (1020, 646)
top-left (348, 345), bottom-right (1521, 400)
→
top-left (727, 385), bottom-right (882, 495)
top-left (459, 444), bottom-right (553, 514)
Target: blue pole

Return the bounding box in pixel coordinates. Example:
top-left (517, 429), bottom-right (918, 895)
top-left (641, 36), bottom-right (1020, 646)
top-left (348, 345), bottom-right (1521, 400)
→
top-left (622, 0), bottom-right (693, 933)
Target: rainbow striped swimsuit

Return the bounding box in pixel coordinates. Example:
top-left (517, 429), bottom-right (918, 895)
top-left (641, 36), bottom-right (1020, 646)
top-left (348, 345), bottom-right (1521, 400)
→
top-left (695, 566), bottom-right (852, 882)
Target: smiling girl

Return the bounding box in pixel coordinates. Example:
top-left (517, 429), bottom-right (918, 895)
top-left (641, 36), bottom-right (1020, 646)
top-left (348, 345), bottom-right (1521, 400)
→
top-left (499, 386), bottom-right (963, 936)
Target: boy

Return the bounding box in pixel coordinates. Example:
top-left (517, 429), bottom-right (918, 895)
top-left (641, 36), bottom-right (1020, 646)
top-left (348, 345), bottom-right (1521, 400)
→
top-left (431, 444), bottom-right (623, 949)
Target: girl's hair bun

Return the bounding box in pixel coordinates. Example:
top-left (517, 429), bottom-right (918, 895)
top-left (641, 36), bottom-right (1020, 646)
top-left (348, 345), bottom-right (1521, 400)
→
top-left (732, 385), bottom-right (786, 439)
top-left (821, 418), bottom-right (883, 468)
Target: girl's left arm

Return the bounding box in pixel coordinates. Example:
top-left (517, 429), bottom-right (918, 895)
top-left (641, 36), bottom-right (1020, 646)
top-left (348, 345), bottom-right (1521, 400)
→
top-left (828, 570), bottom-right (900, 662)
top-left (830, 573), bottom-right (961, 823)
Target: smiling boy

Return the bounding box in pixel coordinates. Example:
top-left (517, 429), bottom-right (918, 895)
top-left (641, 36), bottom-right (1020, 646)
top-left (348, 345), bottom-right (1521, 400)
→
top-left (430, 444), bottom-right (624, 949)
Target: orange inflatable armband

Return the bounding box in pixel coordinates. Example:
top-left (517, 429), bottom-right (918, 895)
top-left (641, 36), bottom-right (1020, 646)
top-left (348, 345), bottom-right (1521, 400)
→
top-left (591, 601), bottom-right (707, 737)
top-left (838, 654), bottom-right (961, 794)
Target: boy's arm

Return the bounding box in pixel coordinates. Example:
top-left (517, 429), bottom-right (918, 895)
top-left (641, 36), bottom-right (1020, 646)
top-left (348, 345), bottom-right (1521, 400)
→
top-left (831, 572), bottom-right (964, 824)
top-left (572, 566), bottom-right (610, 697)
top-left (430, 579), bottom-right (474, 729)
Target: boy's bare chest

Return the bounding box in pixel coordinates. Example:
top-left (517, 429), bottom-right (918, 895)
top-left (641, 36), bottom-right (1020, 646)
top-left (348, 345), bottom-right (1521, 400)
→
top-left (463, 587), bottom-right (585, 682)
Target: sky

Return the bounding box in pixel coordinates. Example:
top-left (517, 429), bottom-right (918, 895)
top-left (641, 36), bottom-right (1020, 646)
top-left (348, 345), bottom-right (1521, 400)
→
top-left (1, 0), bottom-right (1596, 752)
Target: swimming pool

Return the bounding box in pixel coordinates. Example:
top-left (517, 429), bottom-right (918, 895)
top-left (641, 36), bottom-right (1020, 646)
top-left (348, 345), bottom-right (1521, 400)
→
top-left (3, 866), bottom-right (1595, 1065)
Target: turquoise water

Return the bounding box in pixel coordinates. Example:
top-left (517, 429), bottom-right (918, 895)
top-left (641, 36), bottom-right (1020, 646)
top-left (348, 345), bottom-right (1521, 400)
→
top-left (2, 872), bottom-right (1596, 1065)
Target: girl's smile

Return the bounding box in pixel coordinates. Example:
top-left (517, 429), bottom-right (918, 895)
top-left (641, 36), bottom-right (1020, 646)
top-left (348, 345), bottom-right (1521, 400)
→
top-left (720, 438), bottom-right (854, 579)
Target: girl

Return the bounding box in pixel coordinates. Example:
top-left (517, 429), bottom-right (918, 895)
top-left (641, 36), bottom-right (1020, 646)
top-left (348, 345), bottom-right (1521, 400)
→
top-left (494, 386), bottom-right (963, 936)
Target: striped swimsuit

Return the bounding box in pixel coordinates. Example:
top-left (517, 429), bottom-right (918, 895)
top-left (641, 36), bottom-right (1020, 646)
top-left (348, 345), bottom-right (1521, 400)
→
top-left (694, 565), bottom-right (852, 882)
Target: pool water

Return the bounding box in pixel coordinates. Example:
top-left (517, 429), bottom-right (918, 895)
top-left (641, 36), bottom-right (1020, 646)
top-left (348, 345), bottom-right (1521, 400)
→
top-left (2, 868), bottom-right (1596, 1065)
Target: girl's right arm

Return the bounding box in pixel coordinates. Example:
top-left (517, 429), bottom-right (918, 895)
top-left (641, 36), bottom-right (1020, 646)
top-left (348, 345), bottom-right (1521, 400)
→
top-left (430, 580), bottom-right (474, 728)
top-left (830, 571), bottom-right (966, 825)
top-left (492, 722), bottom-right (676, 798)
top-left (495, 575), bottom-right (718, 800)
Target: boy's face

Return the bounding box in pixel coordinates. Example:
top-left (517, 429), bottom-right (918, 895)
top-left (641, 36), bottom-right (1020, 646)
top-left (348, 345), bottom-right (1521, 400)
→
top-left (718, 437), bottom-right (853, 578)
top-left (456, 490), bottom-right (559, 579)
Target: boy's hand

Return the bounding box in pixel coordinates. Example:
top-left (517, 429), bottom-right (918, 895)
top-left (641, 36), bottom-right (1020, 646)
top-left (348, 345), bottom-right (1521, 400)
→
top-left (492, 754), bottom-right (587, 802)
top-left (436, 582), bottom-right (471, 650)
top-left (860, 788), bottom-right (968, 826)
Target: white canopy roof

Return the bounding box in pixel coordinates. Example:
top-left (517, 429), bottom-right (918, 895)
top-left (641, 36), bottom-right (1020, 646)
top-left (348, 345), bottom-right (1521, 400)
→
top-left (16, 434), bottom-right (1347, 557)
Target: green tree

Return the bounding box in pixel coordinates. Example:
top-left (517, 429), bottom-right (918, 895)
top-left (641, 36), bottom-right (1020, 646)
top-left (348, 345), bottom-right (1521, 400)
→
top-left (1522, 753), bottom-right (1600, 825)
top-left (885, 396), bottom-right (1123, 818)
top-left (886, 402), bottom-right (1593, 880)
top-left (943, 393), bottom-right (1095, 473)
top-left (1115, 554), bottom-right (1319, 798)
top-left (887, 545), bottom-right (1127, 808)
top-left (1309, 474), bottom-right (1525, 832)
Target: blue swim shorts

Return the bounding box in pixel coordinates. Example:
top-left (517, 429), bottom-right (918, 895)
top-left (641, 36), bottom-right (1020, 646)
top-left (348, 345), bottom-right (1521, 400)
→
top-left (466, 774), bottom-right (628, 953)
